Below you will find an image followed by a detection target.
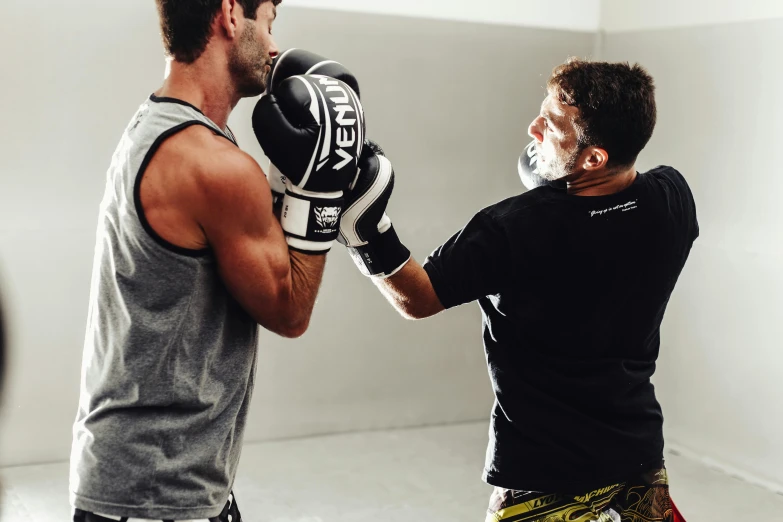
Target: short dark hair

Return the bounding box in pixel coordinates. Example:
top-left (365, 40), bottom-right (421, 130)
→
top-left (547, 58), bottom-right (657, 168)
top-left (156, 0), bottom-right (282, 64)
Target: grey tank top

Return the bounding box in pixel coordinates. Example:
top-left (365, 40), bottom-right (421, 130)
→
top-left (70, 95), bottom-right (259, 520)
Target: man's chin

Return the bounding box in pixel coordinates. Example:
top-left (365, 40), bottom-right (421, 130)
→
top-left (239, 81), bottom-right (267, 99)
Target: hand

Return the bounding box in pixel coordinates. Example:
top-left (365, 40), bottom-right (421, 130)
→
top-left (252, 74), bottom-right (365, 253)
top-left (338, 140), bottom-right (411, 277)
top-left (261, 48), bottom-right (363, 203)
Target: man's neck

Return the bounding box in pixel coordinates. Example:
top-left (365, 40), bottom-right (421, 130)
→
top-left (155, 55), bottom-right (240, 130)
top-left (566, 165), bottom-right (638, 196)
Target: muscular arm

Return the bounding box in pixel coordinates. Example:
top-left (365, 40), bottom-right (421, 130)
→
top-left (371, 258), bottom-right (444, 320)
top-left (192, 137), bottom-right (326, 338)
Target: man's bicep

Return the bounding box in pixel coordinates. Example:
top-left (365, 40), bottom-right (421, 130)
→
top-left (195, 152), bottom-right (293, 324)
top-left (210, 216), bottom-right (292, 323)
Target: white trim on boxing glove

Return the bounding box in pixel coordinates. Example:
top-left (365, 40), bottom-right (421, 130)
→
top-left (281, 185), bottom-right (344, 254)
top-left (372, 215), bottom-right (410, 279)
top-left (267, 162), bottom-right (288, 203)
top-left (377, 213), bottom-right (392, 235)
top-left (340, 156), bottom-right (394, 246)
top-left (286, 236), bottom-right (333, 254)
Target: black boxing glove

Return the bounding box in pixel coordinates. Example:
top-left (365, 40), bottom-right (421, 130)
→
top-left (338, 141), bottom-right (411, 278)
top-left (268, 48), bottom-right (361, 99)
top-left (253, 74), bottom-right (365, 254)
top-left (518, 141), bottom-right (567, 191)
top-left (263, 49), bottom-right (362, 201)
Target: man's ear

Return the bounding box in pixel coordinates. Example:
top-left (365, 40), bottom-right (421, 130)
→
top-left (582, 146), bottom-right (609, 171)
top-left (218, 0), bottom-right (240, 39)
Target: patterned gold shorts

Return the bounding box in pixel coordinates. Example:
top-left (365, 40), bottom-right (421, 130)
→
top-left (486, 468), bottom-right (677, 522)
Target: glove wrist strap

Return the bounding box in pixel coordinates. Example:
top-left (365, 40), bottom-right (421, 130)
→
top-left (347, 224), bottom-right (411, 278)
top-left (281, 189), bottom-right (345, 254)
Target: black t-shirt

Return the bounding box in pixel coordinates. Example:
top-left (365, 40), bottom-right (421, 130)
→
top-left (423, 166), bottom-right (699, 493)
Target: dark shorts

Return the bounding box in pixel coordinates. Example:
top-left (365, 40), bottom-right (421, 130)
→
top-left (486, 467), bottom-right (684, 522)
top-left (72, 492), bottom-right (242, 522)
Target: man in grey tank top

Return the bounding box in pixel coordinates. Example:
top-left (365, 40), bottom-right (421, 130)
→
top-left (69, 1), bottom-right (363, 520)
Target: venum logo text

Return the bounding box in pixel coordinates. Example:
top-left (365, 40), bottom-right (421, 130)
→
top-left (317, 76), bottom-right (357, 172)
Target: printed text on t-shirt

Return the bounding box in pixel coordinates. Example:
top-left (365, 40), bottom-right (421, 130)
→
top-left (589, 200), bottom-right (638, 218)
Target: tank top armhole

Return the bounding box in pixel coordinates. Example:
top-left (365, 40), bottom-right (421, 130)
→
top-left (133, 120), bottom-right (235, 258)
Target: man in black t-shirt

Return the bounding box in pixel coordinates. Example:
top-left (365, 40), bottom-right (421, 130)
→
top-left (337, 58), bottom-right (696, 521)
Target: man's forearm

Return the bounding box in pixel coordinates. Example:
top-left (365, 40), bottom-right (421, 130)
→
top-left (283, 250), bottom-right (327, 335)
top-left (371, 258), bottom-right (445, 320)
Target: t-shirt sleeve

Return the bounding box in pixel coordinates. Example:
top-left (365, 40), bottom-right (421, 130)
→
top-left (666, 167), bottom-right (699, 241)
top-left (422, 210), bottom-right (510, 309)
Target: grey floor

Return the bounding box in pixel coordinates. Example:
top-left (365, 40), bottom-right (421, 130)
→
top-left (2, 422), bottom-right (782, 521)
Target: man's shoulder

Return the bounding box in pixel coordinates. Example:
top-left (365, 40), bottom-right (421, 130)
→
top-left (641, 166), bottom-right (698, 230)
top-left (159, 125), bottom-right (263, 184)
top-left (643, 165), bottom-right (690, 188)
top-left (158, 124), bottom-right (238, 165)
top-left (641, 165), bottom-right (696, 202)
top-left (150, 125), bottom-right (269, 213)
top-left (481, 186), bottom-right (562, 223)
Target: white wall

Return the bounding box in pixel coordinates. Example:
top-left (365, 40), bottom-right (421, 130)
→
top-left (602, 18), bottom-right (783, 490)
top-left (286, 0), bottom-right (601, 31)
top-left (0, 0), bottom-right (595, 466)
top-left (0, 0), bottom-right (170, 465)
top-left (5, 0), bottom-right (779, 493)
top-left (601, 0), bottom-right (783, 32)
